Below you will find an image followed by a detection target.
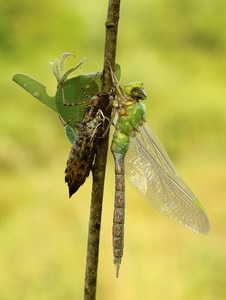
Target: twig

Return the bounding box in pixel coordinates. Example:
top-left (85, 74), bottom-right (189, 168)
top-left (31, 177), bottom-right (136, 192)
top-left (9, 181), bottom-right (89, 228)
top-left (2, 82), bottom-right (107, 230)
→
top-left (84, 0), bottom-right (121, 299)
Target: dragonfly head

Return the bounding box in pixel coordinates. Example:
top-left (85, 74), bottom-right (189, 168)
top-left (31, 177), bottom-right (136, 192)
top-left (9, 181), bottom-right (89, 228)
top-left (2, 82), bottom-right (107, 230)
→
top-left (123, 82), bottom-right (147, 100)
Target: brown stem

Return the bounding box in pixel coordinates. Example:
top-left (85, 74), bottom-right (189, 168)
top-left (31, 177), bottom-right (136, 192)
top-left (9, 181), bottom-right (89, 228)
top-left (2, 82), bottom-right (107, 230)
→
top-left (84, 0), bottom-right (121, 299)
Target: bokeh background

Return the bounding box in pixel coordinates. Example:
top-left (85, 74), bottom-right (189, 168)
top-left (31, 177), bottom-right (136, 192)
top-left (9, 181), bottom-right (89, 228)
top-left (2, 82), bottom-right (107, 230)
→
top-left (1, 0), bottom-right (226, 299)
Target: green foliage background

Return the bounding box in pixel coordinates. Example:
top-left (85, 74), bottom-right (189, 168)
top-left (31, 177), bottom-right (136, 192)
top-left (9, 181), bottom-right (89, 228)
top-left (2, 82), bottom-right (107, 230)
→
top-left (1, 0), bottom-right (226, 299)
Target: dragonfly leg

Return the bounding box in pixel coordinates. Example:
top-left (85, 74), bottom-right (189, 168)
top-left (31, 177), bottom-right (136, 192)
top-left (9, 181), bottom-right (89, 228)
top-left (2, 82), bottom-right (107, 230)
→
top-left (58, 109), bottom-right (85, 126)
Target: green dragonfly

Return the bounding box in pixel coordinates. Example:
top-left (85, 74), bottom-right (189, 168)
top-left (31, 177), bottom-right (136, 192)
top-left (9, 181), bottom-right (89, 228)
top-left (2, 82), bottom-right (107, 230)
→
top-left (110, 71), bottom-right (210, 277)
top-left (12, 52), bottom-right (210, 278)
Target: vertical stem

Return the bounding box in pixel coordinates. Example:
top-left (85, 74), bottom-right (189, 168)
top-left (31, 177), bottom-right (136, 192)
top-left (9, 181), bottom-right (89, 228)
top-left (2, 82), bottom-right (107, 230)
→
top-left (102, 0), bottom-right (121, 91)
top-left (84, 0), bottom-right (121, 299)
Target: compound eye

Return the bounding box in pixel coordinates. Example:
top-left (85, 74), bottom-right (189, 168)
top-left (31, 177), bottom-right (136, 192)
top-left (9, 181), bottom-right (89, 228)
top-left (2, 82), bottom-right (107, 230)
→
top-left (130, 87), bottom-right (147, 100)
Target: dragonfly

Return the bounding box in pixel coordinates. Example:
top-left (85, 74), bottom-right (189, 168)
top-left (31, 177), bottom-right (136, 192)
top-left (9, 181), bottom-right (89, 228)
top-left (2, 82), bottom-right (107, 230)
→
top-left (110, 71), bottom-right (210, 277)
top-left (64, 92), bottom-right (111, 197)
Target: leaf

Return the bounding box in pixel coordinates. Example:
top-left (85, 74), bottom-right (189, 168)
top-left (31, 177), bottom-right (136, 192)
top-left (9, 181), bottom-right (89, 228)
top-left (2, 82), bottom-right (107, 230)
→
top-left (12, 63), bottom-right (121, 144)
top-left (65, 125), bottom-right (76, 144)
top-left (12, 74), bottom-right (57, 113)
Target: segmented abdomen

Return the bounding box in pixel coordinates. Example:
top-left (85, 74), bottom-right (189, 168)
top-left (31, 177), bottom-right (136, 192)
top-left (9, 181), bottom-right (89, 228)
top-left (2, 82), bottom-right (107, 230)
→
top-left (111, 132), bottom-right (130, 277)
top-left (112, 152), bottom-right (125, 277)
top-left (65, 126), bottom-right (97, 197)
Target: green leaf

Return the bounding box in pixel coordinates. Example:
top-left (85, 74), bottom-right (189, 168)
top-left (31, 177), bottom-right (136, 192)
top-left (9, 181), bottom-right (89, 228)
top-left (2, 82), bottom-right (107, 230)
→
top-left (55, 75), bottom-right (99, 130)
top-left (12, 74), bottom-right (57, 113)
top-left (65, 125), bottom-right (76, 144)
top-left (12, 63), bottom-right (121, 144)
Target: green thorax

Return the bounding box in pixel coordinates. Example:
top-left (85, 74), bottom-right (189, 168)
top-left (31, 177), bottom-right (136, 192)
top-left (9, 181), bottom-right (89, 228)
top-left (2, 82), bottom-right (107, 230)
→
top-left (111, 82), bottom-right (147, 155)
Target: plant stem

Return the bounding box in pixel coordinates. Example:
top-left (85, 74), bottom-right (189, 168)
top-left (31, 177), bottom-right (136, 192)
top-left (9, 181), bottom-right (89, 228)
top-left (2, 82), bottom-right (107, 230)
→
top-left (84, 0), bottom-right (121, 299)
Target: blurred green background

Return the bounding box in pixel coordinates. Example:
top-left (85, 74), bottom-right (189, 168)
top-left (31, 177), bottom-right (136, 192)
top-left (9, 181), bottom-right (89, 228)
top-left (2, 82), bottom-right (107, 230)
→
top-left (1, 0), bottom-right (226, 299)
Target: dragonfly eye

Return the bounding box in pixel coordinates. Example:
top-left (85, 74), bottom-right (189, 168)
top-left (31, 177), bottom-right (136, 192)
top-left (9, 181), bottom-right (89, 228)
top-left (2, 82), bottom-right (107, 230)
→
top-left (130, 87), bottom-right (147, 100)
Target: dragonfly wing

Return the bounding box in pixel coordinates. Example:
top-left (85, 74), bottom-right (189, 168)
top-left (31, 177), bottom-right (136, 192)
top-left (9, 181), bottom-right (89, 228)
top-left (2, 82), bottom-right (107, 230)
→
top-left (125, 125), bottom-right (210, 234)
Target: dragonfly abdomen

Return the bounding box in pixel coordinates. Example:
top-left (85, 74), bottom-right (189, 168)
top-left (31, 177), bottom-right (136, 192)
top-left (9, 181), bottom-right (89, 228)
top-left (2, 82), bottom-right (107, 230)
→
top-left (112, 152), bottom-right (126, 277)
top-left (65, 129), bottom-right (96, 197)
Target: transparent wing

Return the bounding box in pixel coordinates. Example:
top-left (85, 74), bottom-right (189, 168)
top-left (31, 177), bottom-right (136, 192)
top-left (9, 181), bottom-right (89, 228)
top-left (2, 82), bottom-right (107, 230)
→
top-left (125, 125), bottom-right (210, 233)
